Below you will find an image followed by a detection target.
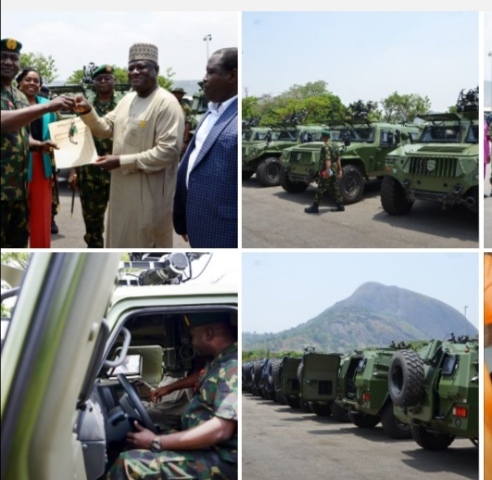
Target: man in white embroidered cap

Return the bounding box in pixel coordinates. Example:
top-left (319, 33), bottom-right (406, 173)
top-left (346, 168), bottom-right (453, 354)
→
top-left (74, 43), bottom-right (184, 248)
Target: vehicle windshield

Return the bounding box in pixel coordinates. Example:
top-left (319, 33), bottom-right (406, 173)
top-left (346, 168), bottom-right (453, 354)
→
top-left (336, 127), bottom-right (375, 143)
top-left (253, 131), bottom-right (271, 141)
top-left (299, 130), bottom-right (324, 143)
top-left (242, 131), bottom-right (253, 141)
top-left (418, 124), bottom-right (463, 143)
top-left (465, 124), bottom-right (479, 144)
top-left (276, 129), bottom-right (298, 141)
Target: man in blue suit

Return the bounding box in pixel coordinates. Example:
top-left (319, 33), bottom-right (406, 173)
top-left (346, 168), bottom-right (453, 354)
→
top-left (173, 48), bottom-right (238, 248)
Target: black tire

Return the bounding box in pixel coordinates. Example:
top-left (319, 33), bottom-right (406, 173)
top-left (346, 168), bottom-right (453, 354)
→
top-left (286, 395), bottom-right (301, 409)
top-left (349, 411), bottom-right (380, 429)
top-left (272, 359), bottom-right (283, 390)
top-left (256, 157), bottom-right (282, 187)
top-left (242, 170), bottom-right (254, 180)
top-left (331, 402), bottom-right (351, 422)
top-left (310, 402), bottom-right (332, 417)
top-left (297, 361), bottom-right (304, 385)
top-left (380, 176), bottom-right (414, 215)
top-left (380, 402), bottom-right (412, 439)
top-left (388, 350), bottom-right (425, 408)
top-left (411, 425), bottom-right (455, 450)
top-left (280, 169), bottom-right (309, 193)
top-left (339, 164), bottom-right (365, 204)
top-left (300, 399), bottom-right (312, 413)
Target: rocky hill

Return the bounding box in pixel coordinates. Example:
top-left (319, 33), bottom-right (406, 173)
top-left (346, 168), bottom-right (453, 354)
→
top-left (243, 282), bottom-right (477, 353)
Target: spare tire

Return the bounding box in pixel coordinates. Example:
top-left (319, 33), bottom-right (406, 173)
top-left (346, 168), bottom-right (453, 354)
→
top-left (388, 350), bottom-right (425, 407)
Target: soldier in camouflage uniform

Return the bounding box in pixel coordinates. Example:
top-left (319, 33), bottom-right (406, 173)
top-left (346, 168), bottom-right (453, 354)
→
top-left (305, 129), bottom-right (345, 214)
top-left (172, 87), bottom-right (193, 155)
top-left (107, 313), bottom-right (238, 480)
top-left (69, 65), bottom-right (122, 248)
top-left (1, 38), bottom-right (73, 247)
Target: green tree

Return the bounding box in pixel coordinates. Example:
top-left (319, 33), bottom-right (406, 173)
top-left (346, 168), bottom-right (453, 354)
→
top-left (380, 92), bottom-right (431, 123)
top-left (20, 52), bottom-right (58, 83)
top-left (67, 65), bottom-right (174, 89)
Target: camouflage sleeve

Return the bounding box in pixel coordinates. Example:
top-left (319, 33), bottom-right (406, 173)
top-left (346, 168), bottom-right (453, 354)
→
top-left (488, 123), bottom-right (492, 139)
top-left (329, 143), bottom-right (340, 161)
top-left (213, 362), bottom-right (238, 422)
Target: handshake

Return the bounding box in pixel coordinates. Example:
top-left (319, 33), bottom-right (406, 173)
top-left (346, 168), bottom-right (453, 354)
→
top-left (45, 95), bottom-right (92, 115)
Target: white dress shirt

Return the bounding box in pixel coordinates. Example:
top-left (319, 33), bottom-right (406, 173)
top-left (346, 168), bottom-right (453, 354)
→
top-left (186, 95), bottom-right (237, 187)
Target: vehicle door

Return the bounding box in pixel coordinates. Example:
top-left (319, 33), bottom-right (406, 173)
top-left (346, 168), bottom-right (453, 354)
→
top-left (302, 353), bottom-right (341, 402)
top-left (1, 253), bottom-right (120, 480)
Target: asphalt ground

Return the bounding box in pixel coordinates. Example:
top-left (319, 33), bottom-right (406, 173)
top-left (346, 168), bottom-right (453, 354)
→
top-left (49, 181), bottom-right (188, 249)
top-left (242, 393), bottom-right (479, 480)
top-left (242, 178), bottom-right (479, 249)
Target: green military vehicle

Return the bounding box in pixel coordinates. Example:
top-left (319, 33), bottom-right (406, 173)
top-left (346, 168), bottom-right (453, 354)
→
top-left (296, 350), bottom-right (342, 416)
top-left (280, 121), bottom-right (420, 204)
top-left (242, 125), bottom-right (328, 187)
top-left (381, 88), bottom-right (479, 215)
top-left (1, 252), bottom-right (237, 480)
top-left (276, 356), bottom-right (303, 408)
top-left (338, 341), bottom-right (430, 439)
top-left (388, 335), bottom-right (479, 450)
top-left (242, 125), bottom-right (274, 180)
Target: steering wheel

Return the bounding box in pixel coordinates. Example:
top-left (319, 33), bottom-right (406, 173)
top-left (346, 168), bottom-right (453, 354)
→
top-left (117, 373), bottom-right (156, 433)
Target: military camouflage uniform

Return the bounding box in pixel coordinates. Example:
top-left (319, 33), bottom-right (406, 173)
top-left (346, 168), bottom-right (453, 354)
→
top-left (76, 92), bottom-right (121, 248)
top-left (107, 343), bottom-right (238, 480)
top-left (314, 140), bottom-right (343, 205)
top-left (489, 123), bottom-right (492, 188)
top-left (1, 84), bottom-right (30, 247)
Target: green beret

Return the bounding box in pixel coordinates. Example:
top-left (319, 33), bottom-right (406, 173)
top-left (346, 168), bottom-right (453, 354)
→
top-left (1, 38), bottom-right (22, 54)
top-left (321, 129), bottom-right (331, 136)
top-left (92, 64), bottom-right (114, 79)
top-left (183, 312), bottom-right (233, 328)
top-left (172, 87), bottom-right (186, 94)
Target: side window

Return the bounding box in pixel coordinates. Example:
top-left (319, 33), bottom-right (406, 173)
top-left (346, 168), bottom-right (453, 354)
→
top-left (380, 130), bottom-right (394, 147)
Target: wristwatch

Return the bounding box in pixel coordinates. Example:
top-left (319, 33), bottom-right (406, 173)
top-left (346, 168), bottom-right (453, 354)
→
top-left (151, 435), bottom-right (162, 452)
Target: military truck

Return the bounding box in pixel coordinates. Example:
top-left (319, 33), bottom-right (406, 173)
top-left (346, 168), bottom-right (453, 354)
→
top-left (280, 121), bottom-right (420, 204)
top-left (1, 252), bottom-right (238, 480)
top-left (276, 356), bottom-right (303, 408)
top-left (296, 350), bottom-right (342, 416)
top-left (242, 126), bottom-right (274, 180)
top-left (338, 341), bottom-right (430, 439)
top-left (242, 124), bottom-right (328, 187)
top-left (381, 88), bottom-right (479, 215)
top-left (388, 335), bottom-right (479, 450)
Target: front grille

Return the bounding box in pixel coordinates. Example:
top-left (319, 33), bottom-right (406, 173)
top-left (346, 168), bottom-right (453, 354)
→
top-left (408, 156), bottom-right (458, 177)
top-left (288, 151), bottom-right (315, 165)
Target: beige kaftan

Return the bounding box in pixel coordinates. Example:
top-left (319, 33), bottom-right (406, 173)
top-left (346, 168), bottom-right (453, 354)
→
top-left (82, 87), bottom-right (184, 247)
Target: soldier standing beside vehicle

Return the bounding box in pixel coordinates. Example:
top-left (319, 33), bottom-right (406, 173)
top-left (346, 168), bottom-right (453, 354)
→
top-left (304, 129), bottom-right (345, 214)
top-left (171, 87), bottom-right (192, 156)
top-left (69, 65), bottom-right (121, 248)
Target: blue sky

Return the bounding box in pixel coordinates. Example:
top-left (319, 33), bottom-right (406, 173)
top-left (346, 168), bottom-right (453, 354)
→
top-left (1, 12), bottom-right (238, 81)
top-left (243, 12), bottom-right (478, 112)
top-left (242, 252), bottom-right (479, 333)
top-left (485, 12), bottom-right (492, 81)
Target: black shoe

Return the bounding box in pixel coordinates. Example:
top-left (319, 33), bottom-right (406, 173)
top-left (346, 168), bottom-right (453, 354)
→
top-left (304, 203), bottom-right (319, 214)
top-left (330, 203), bottom-right (345, 212)
top-left (51, 219), bottom-right (59, 234)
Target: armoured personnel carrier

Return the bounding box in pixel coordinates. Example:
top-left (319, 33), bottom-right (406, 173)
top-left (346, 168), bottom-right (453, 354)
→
top-left (381, 88), bottom-right (479, 215)
top-left (280, 117), bottom-right (420, 204)
top-left (388, 334), bottom-right (479, 450)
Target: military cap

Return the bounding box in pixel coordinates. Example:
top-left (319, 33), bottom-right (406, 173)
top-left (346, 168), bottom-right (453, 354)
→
top-left (129, 43), bottom-right (158, 64)
top-left (172, 87), bottom-right (186, 94)
top-left (1, 38), bottom-right (22, 54)
top-left (183, 312), bottom-right (233, 328)
top-left (321, 129), bottom-right (331, 136)
top-left (92, 64), bottom-right (114, 79)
